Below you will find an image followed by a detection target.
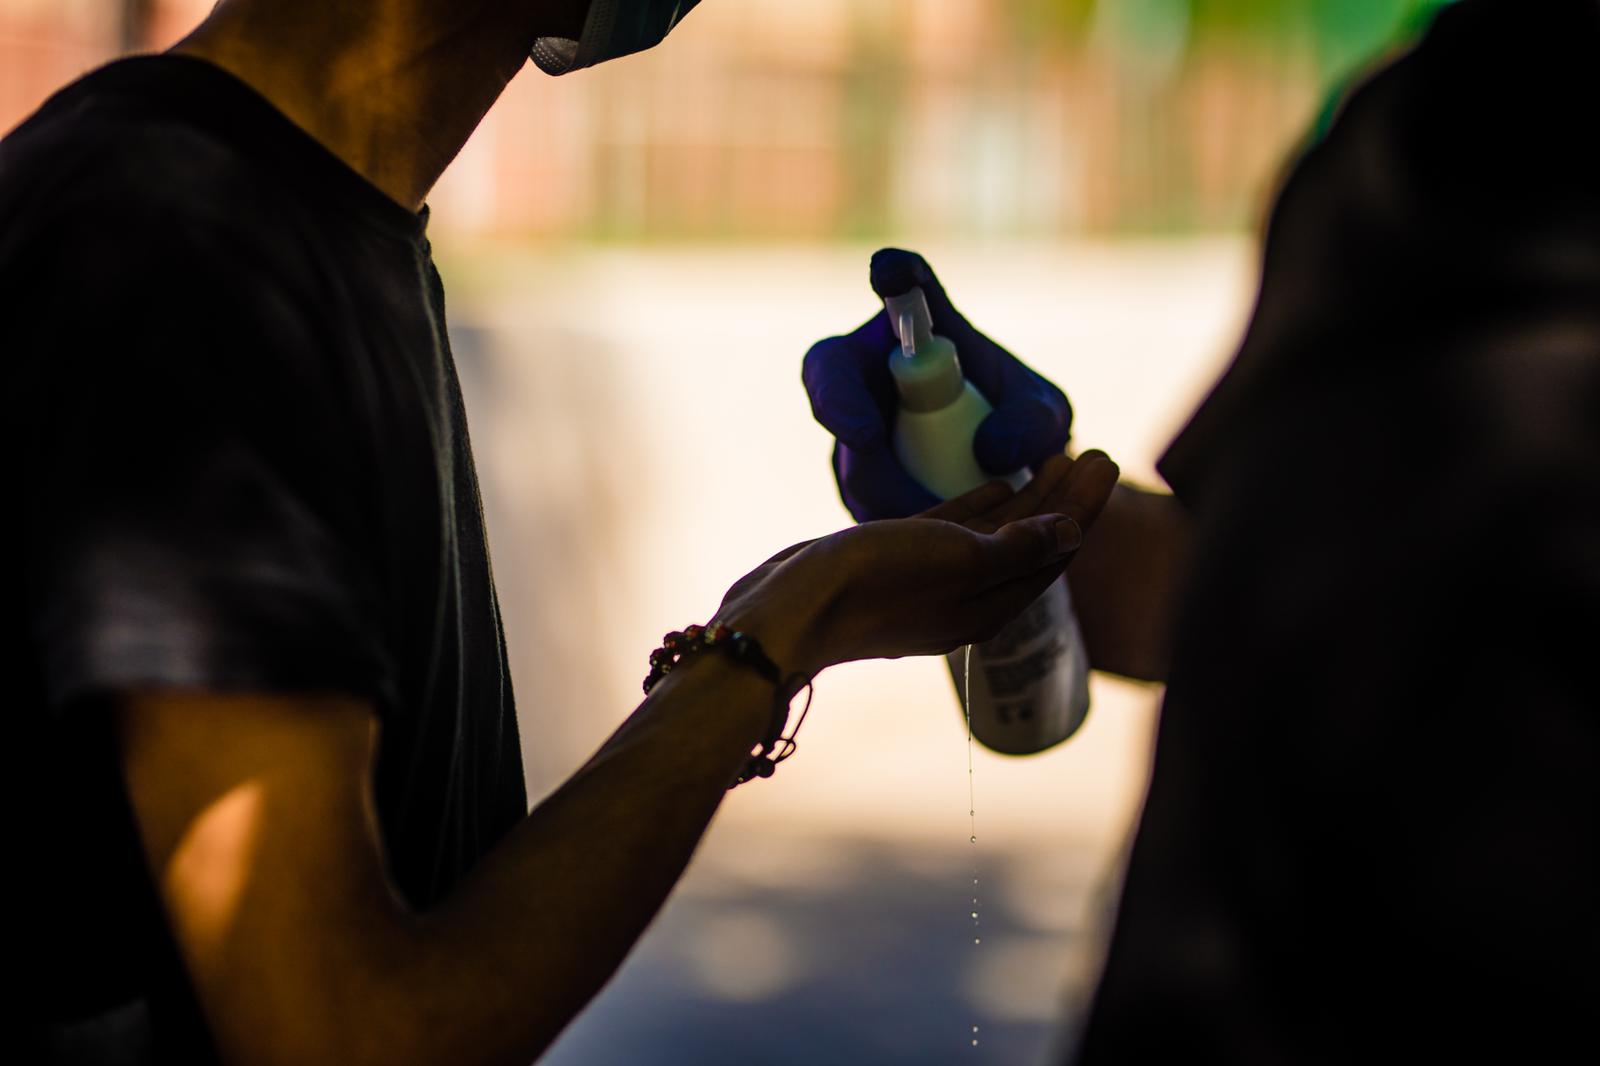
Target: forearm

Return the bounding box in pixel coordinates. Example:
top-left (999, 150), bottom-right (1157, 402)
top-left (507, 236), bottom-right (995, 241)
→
top-left (378, 653), bottom-right (774, 1065)
top-left (1064, 482), bottom-right (1191, 682)
top-left (142, 656), bottom-right (782, 1066)
top-left (129, 506), bottom-right (1088, 1066)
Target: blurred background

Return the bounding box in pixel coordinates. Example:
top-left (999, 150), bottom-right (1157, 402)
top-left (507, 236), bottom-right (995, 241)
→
top-left (5, 1), bottom-right (1449, 1062)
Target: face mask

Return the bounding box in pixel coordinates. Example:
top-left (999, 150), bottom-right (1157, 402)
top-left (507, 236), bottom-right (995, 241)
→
top-left (531, 0), bottom-right (703, 76)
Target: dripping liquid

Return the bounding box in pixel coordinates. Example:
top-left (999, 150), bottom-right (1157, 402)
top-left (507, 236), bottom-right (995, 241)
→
top-left (964, 645), bottom-right (980, 1050)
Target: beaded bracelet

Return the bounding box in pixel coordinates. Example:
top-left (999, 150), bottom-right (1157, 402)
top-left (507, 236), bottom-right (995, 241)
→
top-left (644, 622), bottom-right (814, 788)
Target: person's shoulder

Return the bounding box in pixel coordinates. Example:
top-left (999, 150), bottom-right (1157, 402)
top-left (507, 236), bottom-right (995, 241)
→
top-left (0, 62), bottom-right (341, 394)
top-left (0, 57), bottom-right (310, 275)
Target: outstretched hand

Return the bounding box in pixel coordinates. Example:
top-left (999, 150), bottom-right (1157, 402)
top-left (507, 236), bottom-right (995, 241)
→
top-left (802, 249), bottom-right (1074, 522)
top-left (717, 450), bottom-right (1119, 677)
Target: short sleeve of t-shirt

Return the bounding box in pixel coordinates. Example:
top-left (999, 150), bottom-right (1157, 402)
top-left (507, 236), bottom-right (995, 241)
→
top-left (21, 212), bottom-right (395, 710)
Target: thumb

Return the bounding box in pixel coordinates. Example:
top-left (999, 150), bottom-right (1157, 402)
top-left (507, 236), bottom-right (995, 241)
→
top-left (980, 512), bottom-right (1084, 580)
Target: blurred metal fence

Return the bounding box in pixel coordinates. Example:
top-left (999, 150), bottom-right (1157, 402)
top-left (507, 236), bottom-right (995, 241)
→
top-left (0, 1), bottom-right (1446, 238)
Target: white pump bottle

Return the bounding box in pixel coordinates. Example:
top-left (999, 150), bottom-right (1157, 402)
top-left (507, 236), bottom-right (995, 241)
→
top-left (882, 283), bottom-right (1091, 755)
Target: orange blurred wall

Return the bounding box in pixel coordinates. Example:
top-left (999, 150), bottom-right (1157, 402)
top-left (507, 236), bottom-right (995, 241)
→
top-left (2, 1), bottom-right (1319, 239)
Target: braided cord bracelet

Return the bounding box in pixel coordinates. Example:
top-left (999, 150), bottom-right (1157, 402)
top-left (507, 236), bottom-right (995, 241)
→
top-left (644, 622), bottom-right (814, 788)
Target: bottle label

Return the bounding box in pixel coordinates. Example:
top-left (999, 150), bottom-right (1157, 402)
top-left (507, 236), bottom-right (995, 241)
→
top-left (960, 579), bottom-right (1093, 753)
top-left (979, 593), bottom-right (1054, 660)
top-left (985, 639), bottom-right (1067, 721)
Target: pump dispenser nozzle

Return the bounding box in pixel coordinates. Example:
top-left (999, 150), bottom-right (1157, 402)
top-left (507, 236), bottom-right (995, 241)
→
top-left (879, 284), bottom-right (965, 413)
top-left (897, 310), bottom-right (917, 360)
top-left (887, 288), bottom-right (936, 359)
top-left (873, 250), bottom-right (940, 366)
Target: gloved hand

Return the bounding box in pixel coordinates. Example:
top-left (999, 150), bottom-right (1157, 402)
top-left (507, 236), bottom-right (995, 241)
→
top-left (802, 248), bottom-right (1073, 522)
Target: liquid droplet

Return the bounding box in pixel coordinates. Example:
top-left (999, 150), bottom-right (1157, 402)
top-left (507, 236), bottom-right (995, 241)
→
top-left (963, 646), bottom-right (983, 1052)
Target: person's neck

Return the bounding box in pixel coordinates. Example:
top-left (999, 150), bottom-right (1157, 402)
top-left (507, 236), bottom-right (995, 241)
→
top-left (170, 0), bottom-right (584, 212)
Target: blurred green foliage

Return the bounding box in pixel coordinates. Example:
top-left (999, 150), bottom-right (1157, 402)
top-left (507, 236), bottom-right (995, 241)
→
top-left (1009, 0), bottom-right (1453, 75)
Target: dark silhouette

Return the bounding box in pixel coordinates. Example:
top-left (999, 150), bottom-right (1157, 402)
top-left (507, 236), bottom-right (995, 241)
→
top-left (1080, 2), bottom-right (1600, 1060)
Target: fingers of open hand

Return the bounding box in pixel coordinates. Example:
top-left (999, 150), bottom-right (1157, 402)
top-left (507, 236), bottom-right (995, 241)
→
top-left (826, 518), bottom-right (1038, 658)
top-left (1034, 449), bottom-right (1120, 535)
top-left (974, 512), bottom-right (1083, 586)
top-left (962, 454), bottom-right (1073, 534)
top-left (817, 513), bottom-right (1070, 663)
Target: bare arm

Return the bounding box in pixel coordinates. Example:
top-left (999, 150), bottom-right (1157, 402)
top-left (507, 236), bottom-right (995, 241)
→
top-left (1065, 482), bottom-right (1192, 683)
top-left (119, 654), bottom-right (778, 1066)
top-left (117, 486), bottom-right (1108, 1066)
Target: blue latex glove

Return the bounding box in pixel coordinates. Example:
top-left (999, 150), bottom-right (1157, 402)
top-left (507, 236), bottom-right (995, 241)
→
top-left (802, 249), bottom-right (1073, 522)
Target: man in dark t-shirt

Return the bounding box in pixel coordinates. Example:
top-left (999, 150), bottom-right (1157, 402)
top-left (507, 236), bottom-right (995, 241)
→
top-left (10, 1), bottom-right (1123, 1063)
top-left (13, 53), bottom-right (530, 1060)
top-left (805, 0), bottom-right (1599, 1060)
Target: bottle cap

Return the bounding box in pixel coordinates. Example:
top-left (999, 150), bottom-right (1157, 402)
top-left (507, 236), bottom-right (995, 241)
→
top-left (885, 286), bottom-right (965, 412)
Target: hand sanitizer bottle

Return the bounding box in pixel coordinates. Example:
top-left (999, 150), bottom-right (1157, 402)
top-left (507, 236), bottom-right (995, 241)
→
top-left (876, 268), bottom-right (1092, 754)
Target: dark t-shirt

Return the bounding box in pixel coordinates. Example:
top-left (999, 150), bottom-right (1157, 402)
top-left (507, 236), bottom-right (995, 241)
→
top-left (7, 56), bottom-right (527, 1060)
top-left (1079, 2), bottom-right (1599, 1062)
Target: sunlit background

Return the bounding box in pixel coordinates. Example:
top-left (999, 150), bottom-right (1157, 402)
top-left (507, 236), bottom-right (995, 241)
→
top-left (5, 2), bottom-right (1448, 1062)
